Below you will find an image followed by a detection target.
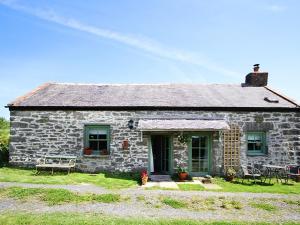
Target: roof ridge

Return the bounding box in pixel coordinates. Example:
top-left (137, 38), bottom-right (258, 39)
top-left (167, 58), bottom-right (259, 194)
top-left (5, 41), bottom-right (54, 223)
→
top-left (8, 83), bottom-right (53, 106)
top-left (51, 82), bottom-right (241, 86)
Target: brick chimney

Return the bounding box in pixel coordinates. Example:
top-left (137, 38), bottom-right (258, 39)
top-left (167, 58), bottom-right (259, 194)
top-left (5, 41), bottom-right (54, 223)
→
top-left (244, 64), bottom-right (268, 87)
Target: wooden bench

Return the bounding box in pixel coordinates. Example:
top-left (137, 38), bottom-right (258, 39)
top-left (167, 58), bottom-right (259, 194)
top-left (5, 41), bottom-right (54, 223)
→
top-left (36, 155), bottom-right (77, 175)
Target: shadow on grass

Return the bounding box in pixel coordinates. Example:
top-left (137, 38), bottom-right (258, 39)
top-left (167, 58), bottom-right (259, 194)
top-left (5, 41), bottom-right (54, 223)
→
top-left (103, 171), bottom-right (140, 183)
top-left (227, 180), bottom-right (274, 187)
top-left (2, 166), bottom-right (140, 182)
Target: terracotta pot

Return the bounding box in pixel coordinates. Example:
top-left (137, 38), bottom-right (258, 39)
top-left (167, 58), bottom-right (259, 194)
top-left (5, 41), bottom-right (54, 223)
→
top-left (178, 172), bottom-right (188, 181)
top-left (225, 175), bottom-right (234, 182)
top-left (141, 176), bottom-right (148, 185)
top-left (84, 148), bottom-right (92, 155)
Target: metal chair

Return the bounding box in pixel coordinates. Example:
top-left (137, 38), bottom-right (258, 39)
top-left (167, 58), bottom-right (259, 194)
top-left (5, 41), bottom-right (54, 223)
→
top-left (284, 165), bottom-right (300, 183)
top-left (238, 165), bottom-right (263, 184)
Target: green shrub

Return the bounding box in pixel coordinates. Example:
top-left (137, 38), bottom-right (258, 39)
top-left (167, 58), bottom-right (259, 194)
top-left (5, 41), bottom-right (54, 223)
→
top-left (0, 117), bottom-right (9, 167)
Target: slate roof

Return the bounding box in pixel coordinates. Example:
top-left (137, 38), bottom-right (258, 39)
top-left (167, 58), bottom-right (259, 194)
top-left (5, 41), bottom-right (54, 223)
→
top-left (8, 83), bottom-right (300, 109)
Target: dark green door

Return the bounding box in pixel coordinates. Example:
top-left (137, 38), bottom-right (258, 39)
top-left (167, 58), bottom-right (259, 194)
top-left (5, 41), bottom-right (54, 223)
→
top-left (189, 134), bottom-right (211, 176)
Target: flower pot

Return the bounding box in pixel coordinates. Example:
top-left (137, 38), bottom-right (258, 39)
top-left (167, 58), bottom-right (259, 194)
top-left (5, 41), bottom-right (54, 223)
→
top-left (225, 175), bottom-right (234, 182)
top-left (141, 176), bottom-right (148, 185)
top-left (178, 172), bottom-right (188, 181)
top-left (84, 148), bottom-right (92, 155)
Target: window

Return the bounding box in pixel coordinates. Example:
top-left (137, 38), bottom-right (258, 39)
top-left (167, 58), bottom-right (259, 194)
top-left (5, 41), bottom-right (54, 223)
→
top-left (247, 132), bottom-right (266, 155)
top-left (84, 125), bottom-right (110, 156)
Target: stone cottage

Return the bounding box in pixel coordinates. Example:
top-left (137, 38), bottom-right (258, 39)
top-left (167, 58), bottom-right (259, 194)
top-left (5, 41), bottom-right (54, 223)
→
top-left (7, 65), bottom-right (300, 175)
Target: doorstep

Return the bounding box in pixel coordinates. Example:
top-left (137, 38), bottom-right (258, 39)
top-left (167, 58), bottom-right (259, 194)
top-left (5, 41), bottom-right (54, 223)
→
top-left (143, 181), bottom-right (179, 189)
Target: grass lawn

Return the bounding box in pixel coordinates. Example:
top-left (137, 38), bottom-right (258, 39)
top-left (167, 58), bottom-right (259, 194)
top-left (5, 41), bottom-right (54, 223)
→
top-left (177, 183), bottom-right (205, 191)
top-left (213, 178), bottom-right (300, 194)
top-left (0, 213), bottom-right (299, 225)
top-left (0, 167), bottom-right (138, 189)
top-left (0, 187), bottom-right (121, 205)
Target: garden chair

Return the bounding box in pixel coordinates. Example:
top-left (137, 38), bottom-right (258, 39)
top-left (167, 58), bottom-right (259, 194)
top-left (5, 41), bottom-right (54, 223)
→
top-left (283, 165), bottom-right (300, 183)
top-left (238, 165), bottom-right (262, 184)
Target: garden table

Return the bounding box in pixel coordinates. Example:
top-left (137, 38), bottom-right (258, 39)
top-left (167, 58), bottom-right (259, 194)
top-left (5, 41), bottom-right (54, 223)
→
top-left (262, 165), bottom-right (286, 183)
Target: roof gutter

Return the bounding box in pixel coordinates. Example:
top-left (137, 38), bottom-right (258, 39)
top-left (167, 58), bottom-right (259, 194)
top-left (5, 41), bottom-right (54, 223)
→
top-left (6, 105), bottom-right (300, 112)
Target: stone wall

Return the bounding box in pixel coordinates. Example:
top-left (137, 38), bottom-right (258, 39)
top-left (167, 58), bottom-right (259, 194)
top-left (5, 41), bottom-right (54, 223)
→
top-left (9, 110), bottom-right (300, 173)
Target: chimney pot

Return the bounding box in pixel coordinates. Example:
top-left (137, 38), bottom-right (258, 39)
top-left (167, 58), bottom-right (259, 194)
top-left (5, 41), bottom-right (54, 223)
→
top-left (253, 64), bottom-right (260, 72)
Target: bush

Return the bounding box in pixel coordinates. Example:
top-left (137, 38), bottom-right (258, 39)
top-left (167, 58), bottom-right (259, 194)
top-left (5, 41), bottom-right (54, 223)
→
top-left (0, 117), bottom-right (9, 166)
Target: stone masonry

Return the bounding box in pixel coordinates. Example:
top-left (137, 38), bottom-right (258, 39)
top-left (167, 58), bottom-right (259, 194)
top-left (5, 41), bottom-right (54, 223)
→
top-left (9, 110), bottom-right (300, 174)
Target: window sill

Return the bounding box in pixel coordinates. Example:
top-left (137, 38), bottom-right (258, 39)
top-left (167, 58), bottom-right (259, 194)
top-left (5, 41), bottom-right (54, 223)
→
top-left (247, 153), bottom-right (267, 157)
top-left (83, 155), bottom-right (110, 159)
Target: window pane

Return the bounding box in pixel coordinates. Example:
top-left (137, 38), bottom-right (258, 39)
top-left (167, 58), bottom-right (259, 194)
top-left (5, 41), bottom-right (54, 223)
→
top-left (89, 134), bottom-right (98, 139)
top-left (89, 141), bottom-right (98, 150)
top-left (99, 141), bottom-right (107, 150)
top-left (200, 136), bottom-right (206, 148)
top-left (254, 135), bottom-right (262, 142)
top-left (192, 148), bottom-right (199, 159)
top-left (248, 134), bottom-right (255, 141)
top-left (248, 143), bottom-right (255, 151)
top-left (99, 141), bottom-right (108, 155)
top-left (192, 137), bottom-right (199, 147)
top-left (98, 134), bottom-right (107, 139)
top-left (200, 148), bottom-right (207, 158)
top-left (255, 142), bottom-right (262, 150)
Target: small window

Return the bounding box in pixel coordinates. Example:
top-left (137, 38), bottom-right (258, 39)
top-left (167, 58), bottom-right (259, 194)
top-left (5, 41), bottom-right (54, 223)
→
top-left (247, 132), bottom-right (266, 155)
top-left (84, 125), bottom-right (110, 156)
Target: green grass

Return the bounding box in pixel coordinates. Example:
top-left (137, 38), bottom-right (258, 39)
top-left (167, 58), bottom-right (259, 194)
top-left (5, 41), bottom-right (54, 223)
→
top-left (283, 199), bottom-right (300, 206)
top-left (213, 178), bottom-right (300, 194)
top-left (0, 213), bottom-right (299, 225)
top-left (1, 187), bottom-right (121, 205)
top-left (221, 199), bottom-right (242, 210)
top-left (0, 167), bottom-right (138, 189)
top-left (136, 195), bottom-right (146, 201)
top-left (161, 197), bottom-right (187, 209)
top-left (250, 202), bottom-right (277, 211)
top-left (177, 183), bottom-right (205, 191)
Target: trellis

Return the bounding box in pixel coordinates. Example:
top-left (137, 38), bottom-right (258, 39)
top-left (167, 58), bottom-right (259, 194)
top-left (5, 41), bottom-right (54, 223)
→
top-left (223, 124), bottom-right (241, 172)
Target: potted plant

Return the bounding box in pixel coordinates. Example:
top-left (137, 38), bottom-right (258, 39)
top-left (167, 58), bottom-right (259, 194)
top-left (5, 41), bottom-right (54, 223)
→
top-left (140, 170), bottom-right (148, 185)
top-left (225, 167), bottom-right (236, 181)
top-left (177, 166), bottom-right (188, 181)
top-left (84, 147), bottom-right (92, 155)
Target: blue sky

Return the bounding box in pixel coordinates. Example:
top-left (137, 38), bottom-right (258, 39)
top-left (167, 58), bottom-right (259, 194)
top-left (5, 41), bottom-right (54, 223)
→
top-left (0, 0), bottom-right (299, 119)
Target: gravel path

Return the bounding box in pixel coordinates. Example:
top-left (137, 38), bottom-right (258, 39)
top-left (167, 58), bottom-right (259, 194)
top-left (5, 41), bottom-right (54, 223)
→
top-left (0, 181), bottom-right (298, 199)
top-left (0, 182), bottom-right (300, 223)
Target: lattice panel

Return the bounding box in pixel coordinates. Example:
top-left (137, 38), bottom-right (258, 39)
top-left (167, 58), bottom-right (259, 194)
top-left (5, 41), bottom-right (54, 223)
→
top-left (223, 124), bottom-right (241, 172)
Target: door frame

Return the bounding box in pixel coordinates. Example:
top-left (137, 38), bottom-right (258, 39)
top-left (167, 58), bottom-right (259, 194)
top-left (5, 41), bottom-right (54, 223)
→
top-left (148, 134), bottom-right (173, 175)
top-left (188, 132), bottom-right (212, 176)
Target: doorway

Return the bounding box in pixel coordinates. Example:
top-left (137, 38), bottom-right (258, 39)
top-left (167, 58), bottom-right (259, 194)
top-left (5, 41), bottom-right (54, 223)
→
top-left (151, 135), bottom-right (170, 174)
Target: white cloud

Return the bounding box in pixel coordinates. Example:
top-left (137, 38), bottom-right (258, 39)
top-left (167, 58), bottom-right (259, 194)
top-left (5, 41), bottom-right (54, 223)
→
top-left (266, 4), bottom-right (287, 12)
top-left (0, 0), bottom-right (240, 78)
